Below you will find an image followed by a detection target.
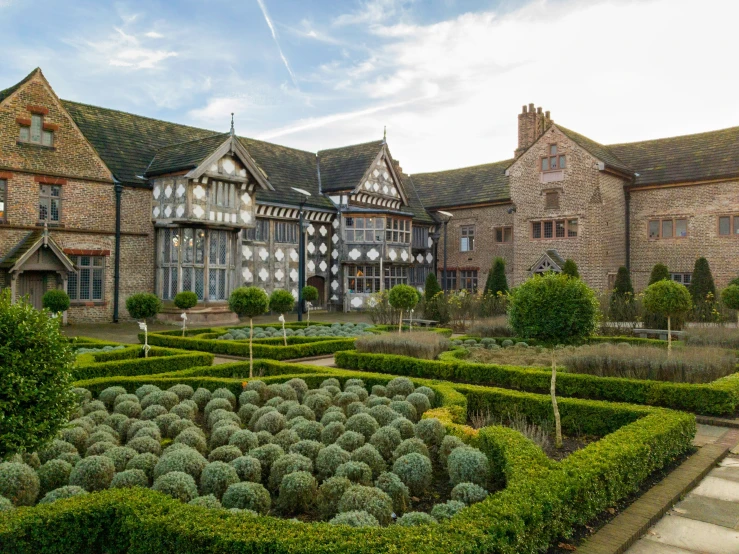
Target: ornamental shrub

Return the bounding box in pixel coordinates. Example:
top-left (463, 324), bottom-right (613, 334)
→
top-left (375, 471), bottom-right (410, 515)
top-left (168, 384), bottom-right (195, 401)
top-left (167, 419), bottom-right (196, 440)
top-left (394, 438), bottom-right (429, 461)
top-left (430, 499), bottom-right (466, 521)
top-left (152, 471), bottom-right (198, 503)
top-left (329, 510), bottom-right (379, 528)
top-left (271, 429), bottom-right (301, 452)
top-left (126, 421), bottom-right (158, 442)
top-left (268, 453), bottom-right (313, 491)
top-left (200, 461), bottom-right (240, 500)
top-left (439, 435), bottom-right (465, 469)
top-left (255, 411), bottom-right (286, 435)
top-left (561, 259), bottom-right (580, 279)
top-left (316, 476), bottom-right (353, 519)
top-left (39, 439), bottom-right (79, 463)
top-left (126, 453), bottom-right (159, 481)
top-left (173, 291), bottom-right (198, 310)
top-left (208, 445), bottom-right (243, 464)
top-left (114, 400), bottom-right (142, 419)
top-left (256, 431), bottom-right (273, 446)
top-left (229, 430), bottom-right (259, 453)
top-left (172, 428), bottom-right (207, 454)
top-left (69, 455), bottom-right (115, 492)
top-left (447, 446), bottom-right (490, 487)
top-left (221, 481), bottom-right (271, 514)
top-left (136, 384), bottom-right (161, 401)
top-left (204, 398), bottom-right (233, 421)
top-left (286, 404), bottom-right (315, 422)
top-left (396, 512), bottom-right (437, 526)
top-left (0, 496), bottom-right (13, 512)
top-left (289, 440), bottom-right (324, 462)
top-left (99, 386), bottom-right (128, 410)
top-left (38, 485), bottom-right (88, 504)
top-left (485, 257), bottom-right (509, 295)
top-left (415, 418), bottom-right (445, 450)
top-left (59, 427), bottom-right (89, 454)
top-left (338, 485), bottom-right (393, 526)
top-left (335, 461), bottom-right (373, 486)
top-left (228, 287), bottom-right (269, 378)
top-left (208, 425), bottom-right (239, 451)
top-left (406, 393), bottom-right (431, 418)
top-left (292, 420), bottom-right (323, 442)
top-left (170, 403), bottom-right (195, 421)
top-left (389, 401), bottom-right (417, 422)
top-left (239, 390), bottom-right (261, 407)
top-left (36, 459), bottom-right (72, 497)
top-left (389, 284), bottom-right (419, 333)
top-left (392, 453), bottom-right (432, 496)
top-left (0, 290), bottom-right (77, 458)
top-left (643, 279), bottom-right (692, 352)
top-left (451, 482), bottom-right (489, 505)
top-left (368, 405), bottom-right (398, 428)
top-left (321, 422), bottom-right (345, 445)
top-left (42, 289), bottom-right (70, 313)
top-left (350, 444), bottom-right (386, 480)
top-left (277, 470), bottom-right (317, 514)
top-left (141, 405), bottom-right (168, 421)
top-left (320, 378), bottom-right (340, 389)
top-left (229, 456), bottom-right (261, 483)
top-left (85, 442), bottom-right (115, 456)
top-left (250, 444), bottom-right (285, 478)
top-left (386, 377), bottom-right (415, 397)
top-left (103, 446), bottom-right (138, 472)
top-left (721, 285), bottom-right (739, 327)
top-left (389, 418), bottom-right (416, 440)
top-left (125, 292), bottom-right (161, 320)
top-left (143, 391), bottom-right (180, 411)
top-left (304, 395), bottom-right (332, 420)
top-left (191, 388), bottom-right (212, 410)
top-left (370, 427), bottom-right (403, 461)
top-left (690, 257), bottom-right (717, 318)
top-left (110, 469), bottom-right (148, 489)
top-left (335, 431), bottom-right (365, 453)
top-left (212, 388), bottom-right (237, 409)
top-left (320, 410), bottom-right (347, 426)
top-left (189, 494), bottom-right (221, 509)
top-left (345, 413), bottom-right (379, 442)
top-left (316, 445), bottom-right (351, 481)
top-left (153, 447), bottom-right (207, 481)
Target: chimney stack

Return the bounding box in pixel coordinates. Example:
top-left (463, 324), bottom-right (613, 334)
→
top-left (515, 103), bottom-right (553, 158)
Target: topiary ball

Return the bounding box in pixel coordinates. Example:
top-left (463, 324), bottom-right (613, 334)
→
top-left (320, 410), bottom-right (347, 426)
top-left (153, 471), bottom-right (198, 502)
top-left (406, 393), bottom-right (431, 417)
top-left (396, 512), bottom-right (437, 527)
top-left (229, 456), bottom-right (261, 483)
top-left (316, 476), bottom-right (352, 520)
top-left (127, 453), bottom-right (159, 482)
top-left (277, 470), bottom-right (317, 514)
top-left (414, 418), bottom-right (445, 449)
top-left (208, 445), bottom-right (243, 464)
top-left (289, 440), bottom-right (324, 463)
top-left (393, 438), bottom-right (430, 461)
top-left (430, 499), bottom-right (466, 521)
top-left (304, 395), bottom-right (332, 420)
top-left (128, 436), bottom-right (162, 456)
top-left (335, 431), bottom-right (364, 453)
top-left (39, 439), bottom-right (80, 464)
top-left (168, 384), bottom-right (195, 401)
top-left (386, 377), bottom-right (415, 398)
top-left (329, 510), bottom-right (379, 528)
top-left (389, 418), bottom-right (415, 440)
top-left (254, 411), bottom-right (286, 435)
top-left (114, 400), bottom-right (142, 419)
top-left (345, 414), bottom-right (379, 442)
top-left (229, 430), bottom-right (259, 453)
top-left (268, 453), bottom-right (313, 492)
top-left (38, 485), bottom-right (88, 504)
top-left (69, 456), bottom-right (115, 492)
top-left (369, 427), bottom-right (403, 462)
top-left (375, 471), bottom-right (411, 515)
top-left (191, 388), bottom-right (212, 411)
top-left (439, 435), bottom-right (465, 469)
top-left (36, 459), bottom-right (72, 497)
top-left (337, 485), bottom-right (393, 526)
top-left (451, 482), bottom-right (489, 505)
top-left (350, 444), bottom-right (386, 480)
top-left (200, 461), bottom-right (240, 500)
top-left (59, 426), bottom-right (89, 454)
top-left (271, 429), bottom-right (301, 453)
top-left (110, 469), bottom-right (149, 489)
top-left (153, 447), bottom-right (208, 481)
top-left (103, 446), bottom-right (138, 473)
top-left (0, 496), bottom-right (13, 512)
top-left (315, 444), bottom-right (351, 481)
top-left (447, 446), bottom-right (490, 487)
top-left (334, 461), bottom-right (372, 486)
top-left (320, 422), bottom-right (345, 446)
top-left (212, 388), bottom-right (237, 409)
top-left (221, 482), bottom-right (271, 514)
top-left (392, 453), bottom-right (432, 496)
top-left (189, 494), bottom-right (221, 509)
top-left (389, 401), bottom-right (417, 423)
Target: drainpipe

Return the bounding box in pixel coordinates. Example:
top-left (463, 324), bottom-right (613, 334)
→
top-left (625, 186), bottom-right (631, 271)
top-left (113, 180), bottom-right (123, 323)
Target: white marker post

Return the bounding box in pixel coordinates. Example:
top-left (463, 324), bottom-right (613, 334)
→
top-left (181, 312), bottom-right (188, 337)
top-left (279, 314), bottom-right (287, 347)
top-left (139, 321), bottom-right (151, 358)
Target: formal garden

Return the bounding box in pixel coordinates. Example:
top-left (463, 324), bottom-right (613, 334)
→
top-left (0, 258), bottom-right (738, 552)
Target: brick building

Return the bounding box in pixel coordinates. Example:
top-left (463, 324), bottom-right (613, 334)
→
top-left (1, 70), bottom-right (736, 323)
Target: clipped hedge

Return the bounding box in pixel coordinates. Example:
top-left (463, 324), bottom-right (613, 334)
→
top-left (373, 325), bottom-right (453, 338)
top-left (335, 349), bottom-right (739, 416)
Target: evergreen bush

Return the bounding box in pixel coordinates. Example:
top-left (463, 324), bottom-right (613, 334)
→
top-left (152, 471), bottom-right (198, 502)
top-left (42, 289), bottom-right (70, 314)
top-left (125, 293), bottom-right (161, 320)
top-left (69, 456), bottom-right (115, 492)
top-left (392, 453), bottom-right (432, 496)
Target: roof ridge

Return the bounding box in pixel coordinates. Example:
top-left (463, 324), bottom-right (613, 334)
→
top-left (238, 136), bottom-right (317, 156)
top-left (607, 124), bottom-right (739, 148)
top-left (0, 68), bottom-right (40, 105)
top-left (153, 131), bottom-right (230, 153)
top-left (411, 158), bottom-right (514, 177)
top-left (317, 139), bottom-right (384, 154)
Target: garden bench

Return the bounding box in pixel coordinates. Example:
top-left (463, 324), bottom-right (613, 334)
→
top-left (402, 318), bottom-right (438, 327)
top-left (632, 328), bottom-right (685, 341)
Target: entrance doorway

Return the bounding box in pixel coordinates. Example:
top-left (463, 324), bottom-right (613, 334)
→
top-left (306, 276), bottom-right (325, 308)
top-left (17, 272), bottom-right (48, 310)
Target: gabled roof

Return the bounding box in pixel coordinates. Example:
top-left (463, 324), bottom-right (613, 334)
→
top-left (402, 174), bottom-right (435, 225)
top-left (410, 159), bottom-right (512, 209)
top-left (557, 126), bottom-right (633, 176)
top-left (0, 68), bottom-right (37, 105)
top-left (0, 229), bottom-right (75, 272)
top-left (146, 133), bottom-right (231, 177)
top-left (0, 230), bottom-right (42, 269)
top-left (317, 140), bottom-right (384, 193)
top-left (529, 249), bottom-right (565, 273)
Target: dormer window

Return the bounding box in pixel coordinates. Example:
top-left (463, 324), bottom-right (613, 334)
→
top-left (541, 144), bottom-right (565, 172)
top-left (18, 112), bottom-right (54, 147)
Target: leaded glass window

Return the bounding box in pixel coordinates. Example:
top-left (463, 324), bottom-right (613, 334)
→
top-left (67, 256), bottom-right (105, 302)
top-left (39, 184), bottom-right (61, 223)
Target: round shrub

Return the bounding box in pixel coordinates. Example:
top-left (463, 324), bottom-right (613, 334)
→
top-left (344, 378), bottom-right (365, 390)
top-left (265, 384), bottom-right (297, 403)
top-left (39, 439), bottom-right (79, 463)
top-left (335, 461), bottom-right (372, 486)
top-left (316, 476), bottom-right (352, 520)
top-left (345, 385), bottom-right (368, 402)
top-left (221, 482), bottom-right (271, 514)
top-left (329, 510), bottom-right (379, 528)
top-left (153, 447), bottom-right (207, 481)
top-left (114, 400), bottom-right (141, 418)
top-left (103, 446), bottom-right (138, 472)
top-left (286, 404), bottom-right (315, 422)
top-left (250, 444), bottom-right (285, 478)
top-left (389, 417), bottom-right (415, 440)
top-left (38, 486), bottom-right (88, 504)
top-left (371, 385), bottom-right (387, 397)
top-left (126, 420), bottom-right (158, 442)
top-left (392, 453), bottom-right (432, 496)
top-left (289, 440), bottom-right (324, 463)
top-left (271, 429), bottom-right (301, 452)
top-left (338, 484), bottom-right (393, 526)
top-left (451, 482), bottom-right (489, 505)
top-left (394, 438), bottom-right (430, 461)
top-left (191, 388), bottom-right (212, 410)
top-left (345, 413), bottom-right (379, 442)
top-left (256, 431), bottom-right (273, 446)
top-left (70, 416), bottom-right (95, 433)
top-left (86, 410), bottom-right (110, 425)
top-left (389, 401), bottom-right (417, 422)
top-left (375, 471), bottom-right (410, 515)
top-left (73, 388), bottom-right (93, 404)
top-left (386, 377), bottom-right (415, 398)
top-left (396, 512), bottom-right (437, 527)
top-left (141, 404), bottom-right (168, 421)
top-left (142, 391), bottom-right (180, 412)
top-left (414, 386), bottom-right (436, 404)
top-left (208, 425), bottom-right (239, 451)
top-left (171, 428), bottom-right (206, 455)
top-left (200, 461), bottom-right (240, 500)
top-left (128, 436), bottom-right (162, 456)
top-left (230, 456), bottom-right (261, 483)
top-left (83, 400), bottom-right (107, 415)
top-left (350, 444), bottom-right (386, 480)
top-left (170, 403), bottom-right (195, 421)
top-left (439, 435), bottom-right (465, 469)
top-left (126, 453), bottom-right (159, 481)
top-left (58, 453), bottom-right (81, 466)
top-left (189, 494), bottom-right (221, 509)
top-left (229, 429), bottom-right (259, 453)
top-left (153, 471), bottom-right (198, 502)
top-left (126, 292), bottom-right (161, 320)
top-left (320, 378), bottom-right (340, 389)
top-left (292, 420), bottom-right (322, 442)
top-left (406, 393), bottom-right (431, 417)
top-left (208, 445), bottom-right (243, 464)
top-left (167, 383), bottom-right (194, 401)
top-left (0, 496), bottom-right (13, 512)
top-left (368, 396), bottom-right (391, 408)
top-left (105, 412), bottom-right (130, 433)
top-left (204, 398), bottom-right (234, 420)
top-left (285, 378), bottom-right (309, 402)
top-left (239, 390), bottom-right (261, 407)
top-left (370, 427), bottom-right (403, 462)
top-left (320, 410), bottom-right (347, 426)
top-left (85, 441), bottom-right (116, 456)
top-left (368, 405), bottom-right (399, 427)
top-left (415, 418), bottom-right (445, 449)
top-left (304, 394), bottom-right (332, 420)
top-left (321, 422), bottom-right (345, 445)
top-left (447, 446), bottom-right (491, 487)
top-left (212, 388), bottom-right (237, 409)
top-left (110, 469), bottom-right (148, 489)
top-left (316, 445), bottom-right (351, 481)
top-left (209, 411), bottom-right (241, 432)
top-left (254, 411), bottom-right (286, 435)
top-left (335, 431), bottom-right (364, 453)
top-left (132, 425), bottom-right (161, 442)
top-left (268, 453), bottom-right (312, 491)
top-left (135, 384), bottom-right (161, 401)
top-left (335, 392), bottom-right (359, 410)
top-left (238, 404), bottom-right (259, 425)
top-left (173, 290), bottom-right (198, 310)
top-left (431, 499), bottom-right (466, 521)
top-left (69, 456), bottom-right (115, 492)
top-left (275, 400), bottom-right (297, 415)
top-left (36, 459), bottom-right (72, 496)
top-left (277, 470), bottom-right (317, 514)
top-left (99, 386), bottom-right (128, 409)
top-left (167, 419), bottom-right (196, 440)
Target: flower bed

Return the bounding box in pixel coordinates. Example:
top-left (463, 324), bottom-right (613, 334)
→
top-left (0, 360), bottom-right (694, 553)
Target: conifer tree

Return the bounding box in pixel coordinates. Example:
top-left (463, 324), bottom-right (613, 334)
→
top-left (612, 266), bottom-right (634, 296)
top-left (562, 259), bottom-right (579, 278)
top-left (484, 258), bottom-right (508, 296)
top-left (690, 257), bottom-right (717, 322)
top-left (424, 273), bottom-right (441, 302)
top-left (648, 263), bottom-right (670, 285)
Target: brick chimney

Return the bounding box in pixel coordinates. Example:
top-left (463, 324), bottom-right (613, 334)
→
top-left (515, 103), bottom-right (553, 158)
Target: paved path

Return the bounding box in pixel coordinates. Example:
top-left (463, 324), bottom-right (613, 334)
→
top-left (292, 356), bottom-right (336, 367)
top-left (625, 424), bottom-right (739, 554)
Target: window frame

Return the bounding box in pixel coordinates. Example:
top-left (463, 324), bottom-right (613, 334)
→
top-left (409, 266), bottom-right (429, 286)
top-left (541, 144), bottom-right (566, 173)
top-left (384, 266), bottom-right (409, 290)
top-left (412, 226), bottom-right (429, 249)
top-left (245, 218), bottom-right (270, 242)
top-left (345, 216), bottom-right (385, 243)
top-left (648, 217), bottom-right (688, 240)
top-left (346, 265), bottom-right (381, 294)
top-left (18, 112), bottom-right (54, 147)
top-left (444, 269), bottom-right (457, 291)
top-left (494, 226), bottom-right (513, 243)
top-left (717, 214), bottom-right (739, 237)
top-left (38, 184), bottom-right (62, 224)
top-left (459, 270), bottom-right (478, 292)
top-left (0, 179), bottom-right (6, 223)
top-left (670, 272), bottom-right (692, 285)
top-left (275, 221), bottom-right (299, 244)
top-left (67, 255), bottom-right (106, 304)
top-left (530, 218), bottom-right (578, 240)
top-left (385, 217), bottom-right (411, 244)
top-left (460, 225), bottom-right (475, 252)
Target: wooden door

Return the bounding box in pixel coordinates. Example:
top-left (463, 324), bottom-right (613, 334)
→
top-left (307, 276), bottom-right (325, 308)
top-left (18, 272), bottom-right (47, 310)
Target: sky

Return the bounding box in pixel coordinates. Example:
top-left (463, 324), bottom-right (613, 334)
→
top-left (1, 0), bottom-right (738, 174)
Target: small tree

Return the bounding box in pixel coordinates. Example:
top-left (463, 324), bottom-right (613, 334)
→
top-left (642, 280), bottom-right (692, 354)
top-left (424, 273), bottom-right (441, 302)
top-left (423, 273), bottom-right (442, 322)
top-left (269, 289), bottom-right (296, 346)
top-left (508, 273), bottom-right (599, 448)
top-left (484, 258), bottom-right (508, 296)
top-left (721, 285), bottom-right (739, 328)
top-left (126, 293), bottom-right (162, 321)
top-left (644, 263), bottom-right (671, 329)
top-left (388, 284), bottom-right (419, 333)
top-left (0, 290), bottom-right (77, 458)
top-left (690, 257), bottom-right (717, 322)
top-left (42, 289), bottom-right (70, 315)
top-left (649, 263), bottom-right (670, 285)
top-left (229, 287), bottom-right (269, 378)
top-left (561, 259), bottom-right (580, 279)
top-left (302, 286), bottom-right (319, 326)
top-left (174, 291), bottom-right (198, 310)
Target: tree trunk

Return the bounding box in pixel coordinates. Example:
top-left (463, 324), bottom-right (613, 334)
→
top-left (398, 310), bottom-right (403, 334)
top-left (282, 316), bottom-right (287, 347)
top-left (667, 315), bottom-right (672, 356)
top-left (551, 349), bottom-right (562, 449)
top-left (249, 317), bottom-right (254, 379)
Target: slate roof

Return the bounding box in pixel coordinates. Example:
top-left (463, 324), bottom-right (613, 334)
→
top-left (146, 133), bottom-right (230, 177)
top-left (402, 173), bottom-right (435, 225)
top-left (557, 126), bottom-right (633, 175)
top-left (317, 140), bottom-right (384, 193)
top-left (0, 230), bottom-right (42, 269)
top-left (409, 159), bottom-right (512, 209)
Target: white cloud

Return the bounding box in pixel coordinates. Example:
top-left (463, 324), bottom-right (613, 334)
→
top-left (333, 0), bottom-right (415, 27)
top-left (145, 31), bottom-right (164, 39)
top-left (256, 0), bottom-right (300, 90)
top-left (80, 26), bottom-right (177, 70)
